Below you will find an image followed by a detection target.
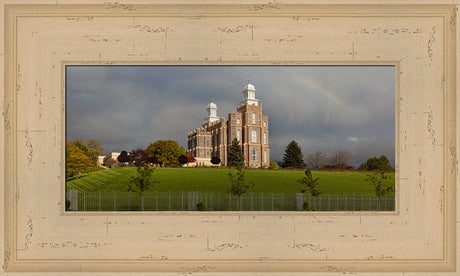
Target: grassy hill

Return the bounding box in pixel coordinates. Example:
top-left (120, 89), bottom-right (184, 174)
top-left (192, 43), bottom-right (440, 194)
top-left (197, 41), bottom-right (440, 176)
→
top-left (66, 167), bottom-right (395, 195)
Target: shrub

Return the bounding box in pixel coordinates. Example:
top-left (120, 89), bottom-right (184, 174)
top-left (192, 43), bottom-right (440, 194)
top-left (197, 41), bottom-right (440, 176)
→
top-left (196, 202), bottom-right (204, 211)
top-left (211, 156), bottom-right (221, 165)
top-left (269, 161), bottom-right (280, 170)
top-left (178, 154), bottom-right (189, 165)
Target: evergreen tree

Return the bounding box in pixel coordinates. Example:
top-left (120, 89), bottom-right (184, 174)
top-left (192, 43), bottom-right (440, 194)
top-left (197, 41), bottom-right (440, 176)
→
top-left (281, 140), bottom-right (305, 169)
top-left (227, 138), bottom-right (244, 167)
top-left (297, 169), bottom-right (321, 196)
top-left (228, 164), bottom-right (254, 210)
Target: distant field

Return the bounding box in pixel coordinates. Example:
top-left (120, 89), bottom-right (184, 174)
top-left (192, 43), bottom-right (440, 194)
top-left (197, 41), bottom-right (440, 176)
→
top-left (66, 167), bottom-right (395, 195)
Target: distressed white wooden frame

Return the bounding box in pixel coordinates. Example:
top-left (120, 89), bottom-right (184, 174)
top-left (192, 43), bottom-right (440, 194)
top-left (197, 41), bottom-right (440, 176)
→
top-left (0, 1), bottom-right (458, 275)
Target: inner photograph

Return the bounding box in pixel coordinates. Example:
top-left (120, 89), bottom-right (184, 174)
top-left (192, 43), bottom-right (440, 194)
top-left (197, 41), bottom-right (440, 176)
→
top-left (65, 65), bottom-right (395, 212)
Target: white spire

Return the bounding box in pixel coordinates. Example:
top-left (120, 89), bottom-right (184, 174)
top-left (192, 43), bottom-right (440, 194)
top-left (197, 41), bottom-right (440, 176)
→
top-left (241, 80), bottom-right (259, 106)
top-left (206, 100), bottom-right (219, 123)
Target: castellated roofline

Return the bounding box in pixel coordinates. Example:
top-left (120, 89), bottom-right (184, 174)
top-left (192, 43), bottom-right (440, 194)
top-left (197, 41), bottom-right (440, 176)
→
top-left (236, 103), bottom-right (263, 111)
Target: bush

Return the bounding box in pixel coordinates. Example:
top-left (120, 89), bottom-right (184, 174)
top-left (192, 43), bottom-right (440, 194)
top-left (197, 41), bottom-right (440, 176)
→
top-left (303, 202), bottom-right (309, 211)
top-left (269, 161), bottom-right (280, 170)
top-left (178, 154), bottom-right (189, 165)
top-left (211, 156), bottom-right (221, 165)
top-left (196, 202), bottom-right (204, 211)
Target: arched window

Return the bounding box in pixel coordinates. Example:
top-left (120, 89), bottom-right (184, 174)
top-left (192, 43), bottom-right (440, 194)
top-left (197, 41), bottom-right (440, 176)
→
top-left (251, 130), bottom-right (257, 142)
top-left (237, 118), bottom-right (241, 124)
top-left (237, 129), bottom-right (240, 141)
top-left (263, 132), bottom-right (267, 144)
top-left (206, 139), bottom-right (209, 147)
top-left (252, 112), bottom-right (256, 124)
top-left (264, 150), bottom-right (267, 163)
top-left (252, 148), bottom-right (257, 161)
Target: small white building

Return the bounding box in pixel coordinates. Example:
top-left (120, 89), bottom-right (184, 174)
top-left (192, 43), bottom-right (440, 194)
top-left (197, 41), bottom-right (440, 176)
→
top-left (97, 156), bottom-right (105, 166)
top-left (103, 152), bottom-right (120, 166)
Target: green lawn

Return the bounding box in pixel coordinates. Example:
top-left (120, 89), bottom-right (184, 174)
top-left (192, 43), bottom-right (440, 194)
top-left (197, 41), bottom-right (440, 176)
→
top-left (66, 167), bottom-right (395, 195)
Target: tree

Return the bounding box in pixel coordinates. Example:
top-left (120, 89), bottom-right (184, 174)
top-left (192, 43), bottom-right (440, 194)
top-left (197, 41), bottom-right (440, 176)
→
top-left (128, 165), bottom-right (159, 211)
top-left (211, 156), bottom-right (221, 165)
top-left (86, 138), bottom-right (104, 158)
top-left (145, 140), bottom-right (185, 167)
top-left (227, 138), bottom-right (244, 167)
top-left (66, 144), bottom-right (94, 178)
top-left (117, 150), bottom-right (129, 163)
top-left (129, 149), bottom-right (149, 167)
top-left (228, 164), bottom-right (254, 210)
top-left (188, 155), bottom-right (197, 163)
top-left (281, 140), bottom-right (305, 169)
top-left (297, 169), bottom-right (321, 197)
top-left (66, 139), bottom-right (100, 178)
top-left (269, 160), bottom-right (280, 170)
top-left (306, 151), bottom-right (328, 170)
top-left (359, 155), bottom-right (393, 171)
top-left (366, 170), bottom-right (394, 210)
top-left (148, 155), bottom-right (158, 165)
top-left (329, 150), bottom-right (353, 169)
top-left (178, 154), bottom-right (189, 165)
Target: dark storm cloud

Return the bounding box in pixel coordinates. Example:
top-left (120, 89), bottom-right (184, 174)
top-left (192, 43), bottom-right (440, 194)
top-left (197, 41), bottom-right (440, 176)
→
top-left (66, 65), bottom-right (395, 167)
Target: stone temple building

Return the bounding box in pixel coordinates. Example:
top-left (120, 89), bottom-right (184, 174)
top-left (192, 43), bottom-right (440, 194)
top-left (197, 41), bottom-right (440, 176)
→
top-left (187, 82), bottom-right (270, 168)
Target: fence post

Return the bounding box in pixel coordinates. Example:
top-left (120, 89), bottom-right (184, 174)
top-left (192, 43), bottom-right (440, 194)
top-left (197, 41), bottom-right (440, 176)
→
top-left (217, 192), bottom-right (220, 210)
top-left (67, 189), bottom-right (78, 211)
top-left (336, 194), bottom-right (338, 210)
top-left (281, 193), bottom-right (284, 211)
top-left (261, 193), bottom-right (264, 211)
top-left (210, 193), bottom-right (213, 211)
top-left (361, 194), bottom-right (364, 211)
top-left (352, 194), bottom-right (355, 211)
top-left (271, 193), bottom-right (274, 211)
top-left (113, 191), bottom-right (116, 211)
top-left (295, 193), bottom-right (303, 211)
top-left (250, 193), bottom-right (253, 211)
top-left (181, 192), bottom-right (184, 211)
top-left (327, 194), bottom-right (330, 211)
top-left (229, 194), bottom-right (231, 211)
top-left (384, 196), bottom-right (387, 210)
top-left (344, 194), bottom-right (347, 211)
top-left (128, 192), bottom-right (130, 211)
top-left (368, 194), bottom-right (371, 210)
top-left (98, 191), bottom-right (101, 211)
top-left (83, 191), bottom-right (86, 211)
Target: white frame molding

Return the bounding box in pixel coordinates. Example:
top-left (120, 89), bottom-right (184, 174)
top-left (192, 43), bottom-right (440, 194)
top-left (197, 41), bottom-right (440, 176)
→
top-left (1, 1), bottom-right (458, 275)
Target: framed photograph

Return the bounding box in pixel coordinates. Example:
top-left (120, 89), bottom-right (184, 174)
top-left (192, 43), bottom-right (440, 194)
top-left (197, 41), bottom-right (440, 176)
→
top-left (1, 1), bottom-right (458, 274)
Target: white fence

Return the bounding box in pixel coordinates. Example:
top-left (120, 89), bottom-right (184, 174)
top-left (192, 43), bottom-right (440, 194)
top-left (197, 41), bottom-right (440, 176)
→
top-left (67, 190), bottom-right (395, 212)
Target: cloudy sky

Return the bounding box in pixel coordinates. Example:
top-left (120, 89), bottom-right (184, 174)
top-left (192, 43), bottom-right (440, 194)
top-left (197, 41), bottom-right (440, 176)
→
top-left (66, 65), bottom-right (395, 167)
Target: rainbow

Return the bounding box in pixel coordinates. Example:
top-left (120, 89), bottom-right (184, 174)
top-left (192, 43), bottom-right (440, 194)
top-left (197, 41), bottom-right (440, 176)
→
top-left (292, 73), bottom-right (347, 108)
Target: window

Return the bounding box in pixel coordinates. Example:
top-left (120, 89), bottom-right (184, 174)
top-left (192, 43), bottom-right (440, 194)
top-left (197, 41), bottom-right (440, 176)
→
top-left (263, 121), bottom-right (267, 127)
top-left (264, 150), bottom-right (267, 163)
top-left (251, 130), bottom-right (257, 142)
top-left (252, 112), bottom-right (256, 124)
top-left (237, 118), bottom-right (240, 124)
top-left (206, 139), bottom-right (209, 147)
top-left (263, 132), bottom-right (267, 144)
top-left (252, 148), bottom-right (257, 161)
top-left (237, 129), bottom-right (240, 141)
top-left (207, 150), bottom-right (210, 157)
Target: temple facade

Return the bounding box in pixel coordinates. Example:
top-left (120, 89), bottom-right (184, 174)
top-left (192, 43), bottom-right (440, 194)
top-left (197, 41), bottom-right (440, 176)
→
top-left (187, 82), bottom-right (270, 168)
